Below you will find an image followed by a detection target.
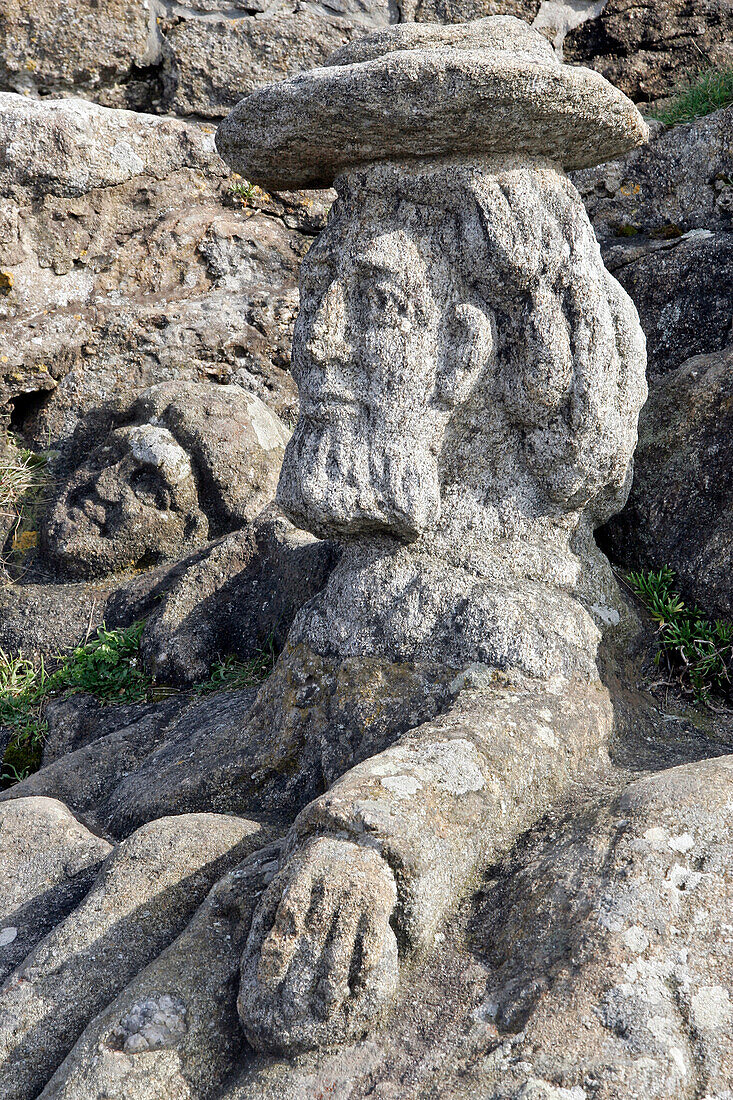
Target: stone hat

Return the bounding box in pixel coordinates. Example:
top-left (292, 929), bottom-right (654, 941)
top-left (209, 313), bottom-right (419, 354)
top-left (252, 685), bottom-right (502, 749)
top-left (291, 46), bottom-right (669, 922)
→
top-left (215, 16), bottom-right (649, 191)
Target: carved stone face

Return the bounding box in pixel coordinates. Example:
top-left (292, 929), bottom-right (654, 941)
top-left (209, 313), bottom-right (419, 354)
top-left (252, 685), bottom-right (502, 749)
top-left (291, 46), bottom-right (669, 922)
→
top-left (276, 220), bottom-right (494, 541)
top-left (277, 158), bottom-right (647, 555)
top-left (43, 424), bottom-right (208, 578)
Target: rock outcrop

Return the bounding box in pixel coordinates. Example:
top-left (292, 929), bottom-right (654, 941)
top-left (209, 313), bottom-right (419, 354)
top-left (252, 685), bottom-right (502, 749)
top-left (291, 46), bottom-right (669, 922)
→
top-left (0, 91), bottom-right (307, 453)
top-left (573, 106), bottom-right (733, 380)
top-left (604, 347), bottom-right (733, 620)
top-left (564, 0), bottom-right (733, 104)
top-left (574, 106), bottom-right (733, 614)
top-left (3, 0), bottom-right (729, 118)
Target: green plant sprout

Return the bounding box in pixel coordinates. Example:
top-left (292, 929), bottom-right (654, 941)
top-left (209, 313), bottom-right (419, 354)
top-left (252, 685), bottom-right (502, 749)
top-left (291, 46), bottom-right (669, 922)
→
top-left (626, 566), bottom-right (733, 704)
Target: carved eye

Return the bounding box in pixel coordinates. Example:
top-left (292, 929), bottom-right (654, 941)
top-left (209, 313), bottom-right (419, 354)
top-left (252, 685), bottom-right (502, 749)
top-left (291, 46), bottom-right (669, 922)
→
top-left (129, 468), bottom-right (171, 511)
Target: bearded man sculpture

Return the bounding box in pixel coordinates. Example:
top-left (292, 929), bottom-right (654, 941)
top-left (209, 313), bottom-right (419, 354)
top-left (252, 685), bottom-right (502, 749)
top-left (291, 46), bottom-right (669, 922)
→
top-left (215, 16), bottom-right (649, 1055)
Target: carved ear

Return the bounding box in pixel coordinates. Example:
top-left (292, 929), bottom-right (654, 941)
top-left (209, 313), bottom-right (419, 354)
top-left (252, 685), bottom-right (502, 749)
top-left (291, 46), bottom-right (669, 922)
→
top-left (435, 303), bottom-right (495, 407)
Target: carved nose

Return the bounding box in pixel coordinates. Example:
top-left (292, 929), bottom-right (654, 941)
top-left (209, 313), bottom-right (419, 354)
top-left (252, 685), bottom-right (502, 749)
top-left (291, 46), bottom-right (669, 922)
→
top-left (305, 281), bottom-right (350, 366)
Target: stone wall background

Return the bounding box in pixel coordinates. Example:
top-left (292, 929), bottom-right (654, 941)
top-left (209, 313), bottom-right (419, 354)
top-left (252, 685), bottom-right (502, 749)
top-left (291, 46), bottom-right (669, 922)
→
top-left (2, 0), bottom-right (732, 118)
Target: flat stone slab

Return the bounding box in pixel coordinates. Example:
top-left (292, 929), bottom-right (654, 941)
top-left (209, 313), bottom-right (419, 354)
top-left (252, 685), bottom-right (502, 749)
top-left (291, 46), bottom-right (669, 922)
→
top-left (216, 16), bottom-right (649, 190)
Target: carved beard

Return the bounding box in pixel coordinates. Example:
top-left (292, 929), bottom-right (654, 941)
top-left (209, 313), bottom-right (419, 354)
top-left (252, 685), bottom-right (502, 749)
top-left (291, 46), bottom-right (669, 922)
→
top-left (276, 412), bottom-right (440, 542)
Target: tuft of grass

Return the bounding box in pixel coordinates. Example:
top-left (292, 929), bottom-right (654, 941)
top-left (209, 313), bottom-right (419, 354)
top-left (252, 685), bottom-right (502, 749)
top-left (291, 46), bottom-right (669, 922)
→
top-left (1, 623), bottom-right (278, 786)
top-left (0, 449), bottom-right (48, 518)
top-left (227, 177), bottom-right (268, 207)
top-left (194, 636), bottom-right (278, 695)
top-left (0, 652), bottom-right (50, 783)
top-left (649, 67), bottom-right (733, 126)
top-left (627, 566), bottom-right (733, 704)
top-left (0, 448), bottom-right (50, 574)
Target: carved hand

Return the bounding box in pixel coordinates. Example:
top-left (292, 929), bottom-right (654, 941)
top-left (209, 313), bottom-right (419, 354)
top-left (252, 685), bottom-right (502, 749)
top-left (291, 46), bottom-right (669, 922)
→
top-left (238, 836), bottom-right (399, 1053)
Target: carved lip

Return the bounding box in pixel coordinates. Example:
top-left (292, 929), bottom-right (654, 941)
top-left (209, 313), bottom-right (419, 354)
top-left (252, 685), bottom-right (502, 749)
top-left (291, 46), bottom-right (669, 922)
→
top-left (299, 394), bottom-right (359, 417)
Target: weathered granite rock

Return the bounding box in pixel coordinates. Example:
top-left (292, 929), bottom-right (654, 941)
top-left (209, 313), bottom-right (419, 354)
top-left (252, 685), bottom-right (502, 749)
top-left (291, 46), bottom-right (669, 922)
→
top-left (570, 107), bottom-right (733, 381)
top-left (603, 347), bottom-right (733, 620)
top-left (569, 107), bottom-right (733, 618)
top-left (209, 21), bottom-right (649, 1054)
top-left (35, 842), bottom-right (283, 1100)
top-left (606, 230), bottom-right (733, 380)
top-left (0, 581), bottom-right (119, 660)
top-left (138, 506), bottom-right (340, 685)
top-left (0, 694), bottom-right (207, 829)
top-left (162, 0), bottom-right (396, 119)
top-left (573, 107), bottom-right (733, 243)
top-left (0, 797), bottom-right (111, 982)
top-left (442, 754), bottom-right (733, 1098)
top-left (0, 811), bottom-right (270, 1100)
top-left (216, 17), bottom-right (648, 189)
top-left (0, 93), bottom-right (207, 199)
top-left (0, 796), bottom-right (111, 985)
top-left (222, 752), bottom-right (733, 1100)
top-left (0, 92), bottom-right (305, 455)
top-left (565, 0), bottom-right (733, 104)
top-left (0, 0), bottom-right (157, 109)
top-left (40, 694), bottom-right (191, 766)
top-left (41, 382), bottom-right (289, 578)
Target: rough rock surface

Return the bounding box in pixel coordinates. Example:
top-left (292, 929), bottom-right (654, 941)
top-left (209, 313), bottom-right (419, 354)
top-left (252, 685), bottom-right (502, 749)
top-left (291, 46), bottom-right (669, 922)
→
top-left (0, 91), bottom-right (309, 453)
top-left (220, 752), bottom-right (733, 1100)
top-left (573, 106), bottom-right (733, 379)
top-left (34, 843), bottom-right (283, 1100)
top-left (572, 107), bottom-right (733, 608)
top-left (138, 506), bottom-right (340, 685)
top-left (41, 381), bottom-right (289, 578)
top-left (0, 811), bottom-right (270, 1100)
top-left (603, 347), bottom-right (733, 620)
top-left (0, 690), bottom-right (260, 837)
top-left (3, 0), bottom-right (727, 117)
top-left (565, 0), bottom-right (733, 104)
top-left (574, 108), bottom-right (733, 243)
top-left (0, 0), bottom-right (158, 110)
top-left (0, 506), bottom-right (338, 666)
top-left (0, 0), bottom-right (397, 119)
top-left (0, 797), bottom-right (111, 982)
top-left (6, 14), bottom-right (733, 1100)
top-left (162, 0), bottom-right (396, 119)
top-left (216, 17), bottom-right (648, 189)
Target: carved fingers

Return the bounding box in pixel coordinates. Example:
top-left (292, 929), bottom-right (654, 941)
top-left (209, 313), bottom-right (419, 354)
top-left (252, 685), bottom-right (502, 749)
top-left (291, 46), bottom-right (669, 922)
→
top-left (238, 836), bottom-right (399, 1053)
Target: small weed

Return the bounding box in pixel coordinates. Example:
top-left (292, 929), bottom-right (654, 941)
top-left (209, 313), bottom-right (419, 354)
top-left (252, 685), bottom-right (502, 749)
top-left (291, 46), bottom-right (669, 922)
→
top-left (649, 67), bottom-right (733, 126)
top-left (227, 177), bottom-right (268, 207)
top-left (49, 621), bottom-right (151, 701)
top-left (626, 566), bottom-right (733, 704)
top-left (0, 622), bottom-right (152, 787)
top-left (194, 636), bottom-right (278, 695)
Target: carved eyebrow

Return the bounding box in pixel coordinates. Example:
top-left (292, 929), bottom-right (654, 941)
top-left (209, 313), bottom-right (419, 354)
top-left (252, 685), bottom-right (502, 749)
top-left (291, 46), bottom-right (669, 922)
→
top-left (354, 256), bottom-right (409, 279)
